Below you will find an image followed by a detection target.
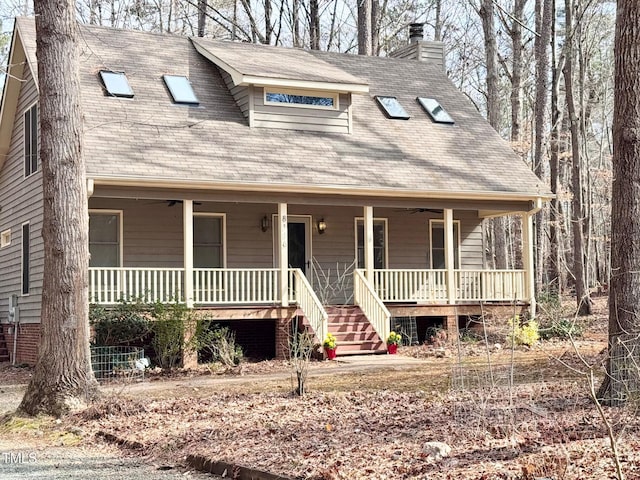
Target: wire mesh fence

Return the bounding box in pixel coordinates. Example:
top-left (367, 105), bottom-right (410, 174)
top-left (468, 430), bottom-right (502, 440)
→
top-left (91, 346), bottom-right (147, 383)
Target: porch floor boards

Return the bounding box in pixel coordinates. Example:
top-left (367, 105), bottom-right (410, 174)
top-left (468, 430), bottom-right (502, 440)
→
top-left (326, 306), bottom-right (386, 356)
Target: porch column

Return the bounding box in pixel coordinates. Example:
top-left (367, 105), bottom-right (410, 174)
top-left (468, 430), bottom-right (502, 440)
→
top-left (364, 206), bottom-right (374, 282)
top-left (183, 200), bottom-right (194, 308)
top-left (278, 203), bottom-right (289, 307)
top-left (444, 208), bottom-right (456, 304)
top-left (522, 213), bottom-right (536, 317)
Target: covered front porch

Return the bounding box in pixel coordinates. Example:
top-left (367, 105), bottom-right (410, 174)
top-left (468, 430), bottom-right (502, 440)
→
top-left (87, 184), bottom-right (539, 353)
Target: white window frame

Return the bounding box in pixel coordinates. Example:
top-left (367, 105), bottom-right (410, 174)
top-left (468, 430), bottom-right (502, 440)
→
top-left (193, 213), bottom-right (227, 268)
top-left (354, 217), bottom-right (389, 269)
top-left (89, 209), bottom-right (124, 267)
top-left (429, 219), bottom-right (461, 269)
top-left (21, 222), bottom-right (30, 296)
top-left (0, 229), bottom-right (10, 249)
top-left (263, 87), bottom-right (339, 111)
top-left (23, 102), bottom-right (39, 178)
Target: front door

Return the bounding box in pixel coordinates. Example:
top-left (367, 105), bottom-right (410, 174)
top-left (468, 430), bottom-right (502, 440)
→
top-left (288, 221), bottom-right (307, 274)
top-left (274, 215), bottom-right (312, 278)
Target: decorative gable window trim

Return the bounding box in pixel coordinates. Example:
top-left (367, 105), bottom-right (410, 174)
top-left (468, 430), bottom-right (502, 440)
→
top-left (375, 96), bottom-right (410, 120)
top-left (417, 97), bottom-right (455, 124)
top-left (24, 103), bottom-right (38, 178)
top-left (99, 70), bottom-right (134, 98)
top-left (264, 88), bottom-right (339, 110)
top-left (0, 229), bottom-right (10, 249)
top-left (163, 75), bottom-right (200, 105)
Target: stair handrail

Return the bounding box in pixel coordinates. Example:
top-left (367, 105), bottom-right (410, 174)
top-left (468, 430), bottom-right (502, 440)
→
top-left (289, 268), bottom-right (328, 346)
top-left (354, 269), bottom-right (391, 342)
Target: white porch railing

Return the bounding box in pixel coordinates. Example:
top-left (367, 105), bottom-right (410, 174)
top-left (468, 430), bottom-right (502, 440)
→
top-left (194, 268), bottom-right (280, 304)
top-left (456, 269), bottom-right (525, 302)
top-left (354, 269), bottom-right (391, 342)
top-left (373, 269), bottom-right (447, 303)
top-left (289, 268), bottom-right (328, 344)
top-left (89, 267), bottom-right (184, 304)
top-left (372, 268), bottom-right (526, 303)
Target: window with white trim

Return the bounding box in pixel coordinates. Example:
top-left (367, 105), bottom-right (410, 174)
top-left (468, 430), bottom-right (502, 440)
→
top-left (429, 220), bottom-right (460, 269)
top-left (0, 229), bottom-right (10, 248)
top-left (194, 215), bottom-right (225, 268)
top-left (89, 211), bottom-right (122, 267)
top-left (24, 104), bottom-right (38, 177)
top-left (264, 88), bottom-right (338, 110)
top-left (21, 223), bottom-right (30, 294)
top-left (355, 218), bottom-right (387, 269)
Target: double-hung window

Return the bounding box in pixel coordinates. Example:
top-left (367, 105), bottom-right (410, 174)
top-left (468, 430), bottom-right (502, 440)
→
top-left (429, 220), bottom-right (460, 269)
top-left (193, 215), bottom-right (225, 268)
top-left (89, 211), bottom-right (122, 267)
top-left (24, 104), bottom-right (38, 177)
top-left (355, 218), bottom-right (387, 269)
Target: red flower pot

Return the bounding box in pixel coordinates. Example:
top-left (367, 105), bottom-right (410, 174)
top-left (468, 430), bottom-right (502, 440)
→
top-left (388, 343), bottom-right (398, 355)
top-left (326, 347), bottom-right (337, 360)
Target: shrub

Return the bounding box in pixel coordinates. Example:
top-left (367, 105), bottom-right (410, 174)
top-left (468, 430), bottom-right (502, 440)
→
top-left (90, 300), bottom-right (152, 347)
top-left (507, 316), bottom-right (540, 347)
top-left (91, 299), bottom-right (193, 370)
top-left (540, 319), bottom-right (584, 340)
top-left (150, 302), bottom-right (191, 370)
top-left (193, 321), bottom-right (243, 367)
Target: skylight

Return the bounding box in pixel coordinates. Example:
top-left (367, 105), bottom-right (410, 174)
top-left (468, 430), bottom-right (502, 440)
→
top-left (417, 97), bottom-right (454, 124)
top-left (374, 96), bottom-right (410, 120)
top-left (99, 71), bottom-right (134, 98)
top-left (163, 75), bottom-right (200, 105)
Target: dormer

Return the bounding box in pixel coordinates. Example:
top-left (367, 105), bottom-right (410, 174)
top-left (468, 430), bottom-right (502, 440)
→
top-left (191, 38), bottom-right (369, 134)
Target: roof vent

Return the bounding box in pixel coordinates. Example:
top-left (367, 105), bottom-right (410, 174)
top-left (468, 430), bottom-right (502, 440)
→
top-left (409, 23), bottom-right (424, 44)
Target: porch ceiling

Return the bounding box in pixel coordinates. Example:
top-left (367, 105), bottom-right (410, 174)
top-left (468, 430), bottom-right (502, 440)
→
top-left (91, 184), bottom-right (537, 214)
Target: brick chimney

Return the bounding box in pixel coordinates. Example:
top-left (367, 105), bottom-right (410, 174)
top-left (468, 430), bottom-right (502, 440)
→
top-left (389, 23), bottom-right (445, 71)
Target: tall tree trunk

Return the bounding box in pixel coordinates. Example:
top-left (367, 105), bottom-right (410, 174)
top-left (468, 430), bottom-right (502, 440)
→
top-left (309, 0), bottom-right (319, 49)
top-left (563, 0), bottom-right (592, 315)
top-left (357, 0), bottom-right (372, 55)
top-left (549, 0), bottom-right (564, 295)
top-left (197, 0), bottom-right (206, 37)
top-left (479, 0), bottom-right (507, 269)
top-left (19, 0), bottom-right (99, 416)
top-left (292, 0), bottom-right (300, 47)
top-left (599, 0), bottom-right (640, 405)
top-left (533, 0), bottom-right (553, 295)
top-left (264, 0), bottom-right (272, 44)
top-left (434, 0), bottom-right (442, 41)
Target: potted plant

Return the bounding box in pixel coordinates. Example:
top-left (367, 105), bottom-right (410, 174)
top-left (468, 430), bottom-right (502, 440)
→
top-left (323, 333), bottom-right (337, 360)
top-left (386, 331), bottom-right (402, 354)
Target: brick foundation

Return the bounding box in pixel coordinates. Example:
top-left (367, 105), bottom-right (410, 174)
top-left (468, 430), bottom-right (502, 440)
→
top-left (275, 318), bottom-right (292, 359)
top-left (1, 323), bottom-right (41, 365)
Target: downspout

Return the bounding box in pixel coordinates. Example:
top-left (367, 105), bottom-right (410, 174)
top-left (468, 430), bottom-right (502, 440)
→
top-left (12, 323), bottom-right (17, 366)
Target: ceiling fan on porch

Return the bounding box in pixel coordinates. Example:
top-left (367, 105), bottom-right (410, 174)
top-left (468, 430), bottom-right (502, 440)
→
top-left (166, 200), bottom-right (203, 207)
top-left (398, 208), bottom-right (443, 215)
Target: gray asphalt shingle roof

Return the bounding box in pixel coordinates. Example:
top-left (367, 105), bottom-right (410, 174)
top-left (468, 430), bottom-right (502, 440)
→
top-left (16, 18), bottom-right (548, 200)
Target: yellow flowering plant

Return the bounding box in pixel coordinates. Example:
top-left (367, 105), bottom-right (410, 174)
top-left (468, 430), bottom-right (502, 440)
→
top-left (387, 331), bottom-right (402, 346)
top-left (323, 333), bottom-right (337, 349)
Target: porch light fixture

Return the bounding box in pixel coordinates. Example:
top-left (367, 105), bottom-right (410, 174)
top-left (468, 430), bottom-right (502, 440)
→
top-left (318, 219), bottom-right (327, 234)
top-left (261, 215), bottom-right (270, 232)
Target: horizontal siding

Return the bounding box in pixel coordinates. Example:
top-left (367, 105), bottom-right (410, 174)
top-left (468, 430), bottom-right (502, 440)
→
top-left (253, 88), bottom-right (350, 134)
top-left (87, 200), bottom-right (485, 304)
top-left (0, 64), bottom-right (44, 324)
top-left (220, 70), bottom-right (250, 119)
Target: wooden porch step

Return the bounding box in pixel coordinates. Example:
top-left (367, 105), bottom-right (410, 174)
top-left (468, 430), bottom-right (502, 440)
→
top-left (325, 306), bottom-right (386, 356)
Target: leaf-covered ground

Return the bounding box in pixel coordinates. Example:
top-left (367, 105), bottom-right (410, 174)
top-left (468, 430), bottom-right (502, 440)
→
top-left (4, 296), bottom-right (640, 479)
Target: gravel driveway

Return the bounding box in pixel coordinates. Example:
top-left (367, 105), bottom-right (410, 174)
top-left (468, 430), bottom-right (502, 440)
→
top-left (0, 444), bottom-right (219, 479)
